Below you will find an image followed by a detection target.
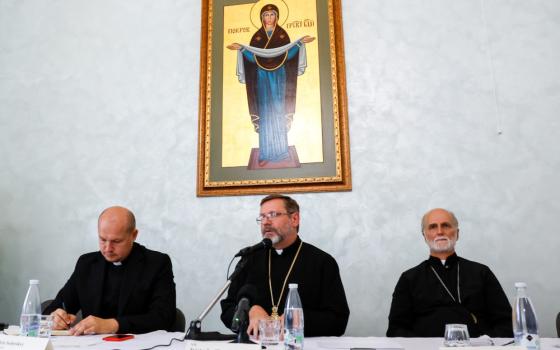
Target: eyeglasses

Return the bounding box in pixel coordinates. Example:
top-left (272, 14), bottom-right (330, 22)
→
top-left (256, 211), bottom-right (290, 224)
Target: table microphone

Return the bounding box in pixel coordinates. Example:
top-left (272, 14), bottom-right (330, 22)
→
top-left (231, 284), bottom-right (257, 343)
top-left (185, 240), bottom-right (274, 342)
top-left (231, 284), bottom-right (257, 330)
top-left (234, 238), bottom-right (273, 257)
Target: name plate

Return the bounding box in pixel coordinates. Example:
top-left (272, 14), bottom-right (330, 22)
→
top-left (185, 340), bottom-right (259, 350)
top-left (0, 335), bottom-right (53, 350)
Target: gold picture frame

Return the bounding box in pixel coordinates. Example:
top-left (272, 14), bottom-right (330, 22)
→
top-left (197, 0), bottom-right (351, 196)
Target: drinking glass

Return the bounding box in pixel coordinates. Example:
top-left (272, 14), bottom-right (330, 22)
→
top-left (258, 318), bottom-right (281, 347)
top-left (38, 315), bottom-right (53, 338)
top-left (443, 323), bottom-right (470, 347)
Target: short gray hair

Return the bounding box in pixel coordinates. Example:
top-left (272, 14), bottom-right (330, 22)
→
top-left (421, 208), bottom-right (458, 233)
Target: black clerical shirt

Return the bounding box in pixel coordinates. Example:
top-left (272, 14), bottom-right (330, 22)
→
top-left (221, 236), bottom-right (349, 336)
top-left (99, 261), bottom-right (124, 319)
top-left (386, 253), bottom-right (513, 337)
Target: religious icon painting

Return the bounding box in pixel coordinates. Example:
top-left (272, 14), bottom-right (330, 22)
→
top-left (197, 0), bottom-right (351, 196)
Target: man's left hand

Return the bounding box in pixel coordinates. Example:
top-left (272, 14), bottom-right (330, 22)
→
top-left (69, 316), bottom-right (119, 336)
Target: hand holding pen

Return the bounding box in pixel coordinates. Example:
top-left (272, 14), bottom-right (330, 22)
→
top-left (50, 302), bottom-right (77, 330)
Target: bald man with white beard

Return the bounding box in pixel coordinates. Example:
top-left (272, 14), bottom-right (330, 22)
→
top-left (386, 208), bottom-right (513, 338)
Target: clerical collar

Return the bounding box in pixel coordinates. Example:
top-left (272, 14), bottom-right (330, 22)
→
top-left (428, 252), bottom-right (458, 268)
top-left (107, 244), bottom-right (136, 267)
top-left (273, 236), bottom-right (301, 256)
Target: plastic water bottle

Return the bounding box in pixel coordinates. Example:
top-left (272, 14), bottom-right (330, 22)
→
top-left (284, 283), bottom-right (304, 350)
top-left (20, 279), bottom-right (41, 337)
top-left (512, 282), bottom-right (540, 350)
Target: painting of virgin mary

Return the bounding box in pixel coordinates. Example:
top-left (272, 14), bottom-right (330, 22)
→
top-left (227, 3), bottom-right (315, 168)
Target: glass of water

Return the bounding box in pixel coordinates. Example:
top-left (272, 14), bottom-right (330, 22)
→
top-left (258, 318), bottom-right (281, 348)
top-left (38, 315), bottom-right (53, 338)
top-left (444, 323), bottom-right (470, 347)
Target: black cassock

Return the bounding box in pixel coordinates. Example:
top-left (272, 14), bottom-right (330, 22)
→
top-left (387, 253), bottom-right (513, 337)
top-left (221, 236), bottom-right (349, 336)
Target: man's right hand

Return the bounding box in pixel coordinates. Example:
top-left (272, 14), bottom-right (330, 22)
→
top-left (247, 305), bottom-right (269, 337)
top-left (50, 308), bottom-right (76, 330)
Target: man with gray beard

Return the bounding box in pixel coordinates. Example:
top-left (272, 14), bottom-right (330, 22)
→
top-left (220, 194), bottom-right (349, 337)
top-left (386, 208), bottom-right (512, 337)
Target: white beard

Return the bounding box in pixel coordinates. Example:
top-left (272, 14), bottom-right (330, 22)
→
top-left (262, 229), bottom-right (283, 245)
top-left (426, 236), bottom-right (456, 253)
top-left (270, 235), bottom-right (281, 245)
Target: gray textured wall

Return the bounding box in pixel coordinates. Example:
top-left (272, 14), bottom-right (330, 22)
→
top-left (1, 0), bottom-right (559, 337)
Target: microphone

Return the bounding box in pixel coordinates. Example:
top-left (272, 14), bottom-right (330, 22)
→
top-left (234, 238), bottom-right (273, 257)
top-left (231, 284), bottom-right (257, 343)
top-left (231, 299), bottom-right (250, 332)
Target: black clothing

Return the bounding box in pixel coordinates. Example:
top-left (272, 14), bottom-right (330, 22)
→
top-left (386, 253), bottom-right (513, 337)
top-left (99, 262), bottom-right (123, 319)
top-left (220, 237), bottom-right (350, 336)
top-left (43, 243), bottom-right (176, 334)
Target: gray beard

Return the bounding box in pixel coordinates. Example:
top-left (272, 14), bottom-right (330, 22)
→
top-left (426, 237), bottom-right (456, 253)
top-left (262, 230), bottom-right (283, 245)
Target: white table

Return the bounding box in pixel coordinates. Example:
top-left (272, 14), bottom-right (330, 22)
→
top-left (45, 332), bottom-right (560, 350)
top-left (307, 337), bottom-right (560, 350)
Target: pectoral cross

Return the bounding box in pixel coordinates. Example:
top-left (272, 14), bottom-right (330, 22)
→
top-left (271, 306), bottom-right (279, 319)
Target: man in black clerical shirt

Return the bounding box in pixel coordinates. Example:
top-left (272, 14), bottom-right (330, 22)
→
top-left (220, 194), bottom-right (349, 337)
top-left (44, 206), bottom-right (176, 335)
top-left (386, 208), bottom-right (513, 337)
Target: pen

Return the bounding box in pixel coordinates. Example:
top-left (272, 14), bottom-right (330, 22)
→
top-left (61, 301), bottom-right (72, 328)
top-left (501, 340), bottom-right (515, 346)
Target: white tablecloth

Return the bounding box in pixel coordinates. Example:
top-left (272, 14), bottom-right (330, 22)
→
top-left (307, 337), bottom-right (560, 350)
top-left (44, 332), bottom-right (560, 350)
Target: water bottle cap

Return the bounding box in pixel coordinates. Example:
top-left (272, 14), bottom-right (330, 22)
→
top-left (288, 283), bottom-right (298, 289)
top-left (514, 282), bottom-right (527, 288)
top-left (29, 279), bottom-right (39, 285)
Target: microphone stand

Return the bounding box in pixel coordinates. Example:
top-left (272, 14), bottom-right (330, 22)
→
top-left (185, 257), bottom-right (248, 341)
